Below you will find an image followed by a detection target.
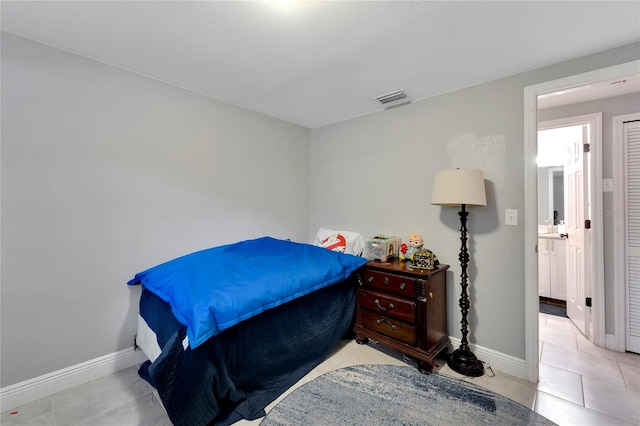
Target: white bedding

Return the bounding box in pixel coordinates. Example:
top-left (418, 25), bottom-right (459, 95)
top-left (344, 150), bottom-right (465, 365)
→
top-left (312, 228), bottom-right (364, 256)
top-left (136, 313), bottom-right (162, 362)
top-left (137, 313), bottom-right (190, 363)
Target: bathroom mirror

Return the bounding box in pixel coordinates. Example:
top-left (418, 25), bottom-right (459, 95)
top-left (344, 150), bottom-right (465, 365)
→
top-left (552, 168), bottom-right (564, 225)
top-left (537, 166), bottom-right (564, 227)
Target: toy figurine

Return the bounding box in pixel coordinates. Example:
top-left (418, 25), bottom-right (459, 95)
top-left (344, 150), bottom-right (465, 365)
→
top-left (399, 233), bottom-right (424, 261)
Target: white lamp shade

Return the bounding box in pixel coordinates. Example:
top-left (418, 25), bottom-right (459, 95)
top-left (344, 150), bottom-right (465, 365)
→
top-left (431, 169), bottom-right (487, 207)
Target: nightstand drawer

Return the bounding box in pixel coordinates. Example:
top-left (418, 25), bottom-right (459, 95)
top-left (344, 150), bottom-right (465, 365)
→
top-left (361, 269), bottom-right (415, 297)
top-left (358, 289), bottom-right (416, 323)
top-left (361, 310), bottom-right (416, 345)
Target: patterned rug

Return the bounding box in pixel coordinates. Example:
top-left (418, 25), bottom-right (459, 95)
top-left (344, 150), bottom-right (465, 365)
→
top-left (260, 364), bottom-right (555, 425)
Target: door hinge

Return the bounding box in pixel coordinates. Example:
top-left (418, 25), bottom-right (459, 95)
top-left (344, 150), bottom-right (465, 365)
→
top-left (584, 143), bottom-right (590, 153)
top-left (585, 219), bottom-right (591, 229)
top-left (585, 297), bottom-right (592, 307)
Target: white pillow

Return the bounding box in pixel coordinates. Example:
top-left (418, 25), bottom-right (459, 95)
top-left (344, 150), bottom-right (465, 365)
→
top-left (313, 228), bottom-right (365, 256)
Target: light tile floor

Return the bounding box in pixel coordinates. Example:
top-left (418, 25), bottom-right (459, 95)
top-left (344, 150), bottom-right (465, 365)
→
top-left (2, 313), bottom-right (638, 425)
top-left (535, 312), bottom-right (640, 425)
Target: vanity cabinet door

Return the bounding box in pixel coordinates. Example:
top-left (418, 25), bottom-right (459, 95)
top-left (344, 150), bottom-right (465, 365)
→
top-left (539, 237), bottom-right (567, 301)
top-left (550, 239), bottom-right (567, 301)
top-left (538, 238), bottom-right (551, 298)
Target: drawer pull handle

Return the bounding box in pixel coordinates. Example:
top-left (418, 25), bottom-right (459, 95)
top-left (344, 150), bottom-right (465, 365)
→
top-left (368, 276), bottom-right (374, 283)
top-left (376, 318), bottom-right (397, 330)
top-left (374, 299), bottom-right (394, 311)
top-left (400, 282), bottom-right (406, 290)
top-left (384, 277), bottom-right (389, 285)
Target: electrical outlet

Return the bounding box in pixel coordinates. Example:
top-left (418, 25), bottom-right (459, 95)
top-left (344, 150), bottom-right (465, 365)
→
top-left (505, 209), bottom-right (518, 226)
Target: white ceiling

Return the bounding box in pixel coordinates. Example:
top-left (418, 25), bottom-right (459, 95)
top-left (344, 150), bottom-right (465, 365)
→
top-left (2, 1), bottom-right (639, 128)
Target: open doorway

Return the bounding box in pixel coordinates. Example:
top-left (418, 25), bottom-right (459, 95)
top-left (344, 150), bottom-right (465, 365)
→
top-left (537, 115), bottom-right (601, 339)
top-left (536, 127), bottom-right (571, 318)
top-left (523, 60), bottom-right (640, 382)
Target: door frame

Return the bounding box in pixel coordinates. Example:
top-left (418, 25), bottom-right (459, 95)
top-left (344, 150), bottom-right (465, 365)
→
top-left (523, 60), bottom-right (639, 382)
top-left (613, 112), bottom-right (640, 352)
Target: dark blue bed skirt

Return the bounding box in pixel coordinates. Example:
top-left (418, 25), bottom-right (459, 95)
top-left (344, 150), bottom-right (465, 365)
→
top-left (138, 276), bottom-right (358, 425)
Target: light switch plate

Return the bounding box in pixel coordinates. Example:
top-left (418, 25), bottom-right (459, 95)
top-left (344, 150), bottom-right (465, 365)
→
top-left (505, 209), bottom-right (518, 226)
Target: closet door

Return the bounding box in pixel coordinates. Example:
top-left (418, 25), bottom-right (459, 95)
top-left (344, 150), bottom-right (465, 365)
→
top-left (625, 120), bottom-right (640, 354)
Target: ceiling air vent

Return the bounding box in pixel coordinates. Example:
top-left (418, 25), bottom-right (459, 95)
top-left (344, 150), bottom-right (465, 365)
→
top-left (375, 90), bottom-right (407, 105)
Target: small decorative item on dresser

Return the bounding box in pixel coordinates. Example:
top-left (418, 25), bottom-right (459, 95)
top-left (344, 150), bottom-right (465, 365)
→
top-left (409, 248), bottom-right (440, 270)
top-left (353, 258), bottom-right (450, 374)
top-left (363, 235), bottom-right (401, 262)
top-left (399, 233), bottom-right (423, 261)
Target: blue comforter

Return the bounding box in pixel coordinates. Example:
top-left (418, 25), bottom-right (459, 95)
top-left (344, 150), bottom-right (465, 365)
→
top-left (138, 276), bottom-right (358, 425)
top-left (128, 236), bottom-right (367, 348)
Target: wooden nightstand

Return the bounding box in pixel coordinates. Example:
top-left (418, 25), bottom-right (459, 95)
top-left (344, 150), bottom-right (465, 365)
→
top-left (353, 259), bottom-right (450, 373)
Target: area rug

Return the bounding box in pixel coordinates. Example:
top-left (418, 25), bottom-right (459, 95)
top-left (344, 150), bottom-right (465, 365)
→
top-left (539, 301), bottom-right (568, 318)
top-left (260, 364), bottom-right (555, 425)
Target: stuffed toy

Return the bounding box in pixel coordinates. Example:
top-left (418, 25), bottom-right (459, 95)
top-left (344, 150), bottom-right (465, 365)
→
top-left (399, 233), bottom-right (424, 261)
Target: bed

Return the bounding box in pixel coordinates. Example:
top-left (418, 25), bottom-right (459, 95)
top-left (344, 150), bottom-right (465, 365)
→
top-left (128, 236), bottom-right (367, 425)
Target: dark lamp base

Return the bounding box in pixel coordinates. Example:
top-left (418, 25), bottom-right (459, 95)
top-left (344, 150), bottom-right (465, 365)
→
top-left (447, 348), bottom-right (484, 377)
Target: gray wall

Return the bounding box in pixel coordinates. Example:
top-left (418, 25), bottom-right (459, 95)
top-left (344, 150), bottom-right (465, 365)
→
top-left (309, 43), bottom-right (640, 360)
top-left (538, 91), bottom-right (640, 335)
top-left (1, 33), bottom-right (310, 387)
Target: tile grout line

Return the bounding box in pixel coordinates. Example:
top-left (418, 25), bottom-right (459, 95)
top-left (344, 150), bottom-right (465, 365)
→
top-left (579, 373), bottom-right (586, 408)
top-left (51, 395), bottom-right (57, 426)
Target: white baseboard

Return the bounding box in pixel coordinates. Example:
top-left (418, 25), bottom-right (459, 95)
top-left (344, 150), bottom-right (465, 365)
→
top-left (449, 337), bottom-right (527, 380)
top-left (0, 347), bottom-right (148, 411)
top-left (605, 332), bottom-right (624, 352)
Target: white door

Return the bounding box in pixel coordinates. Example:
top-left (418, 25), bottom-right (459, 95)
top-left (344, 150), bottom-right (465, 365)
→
top-left (625, 120), bottom-right (640, 353)
top-left (565, 125), bottom-right (588, 335)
